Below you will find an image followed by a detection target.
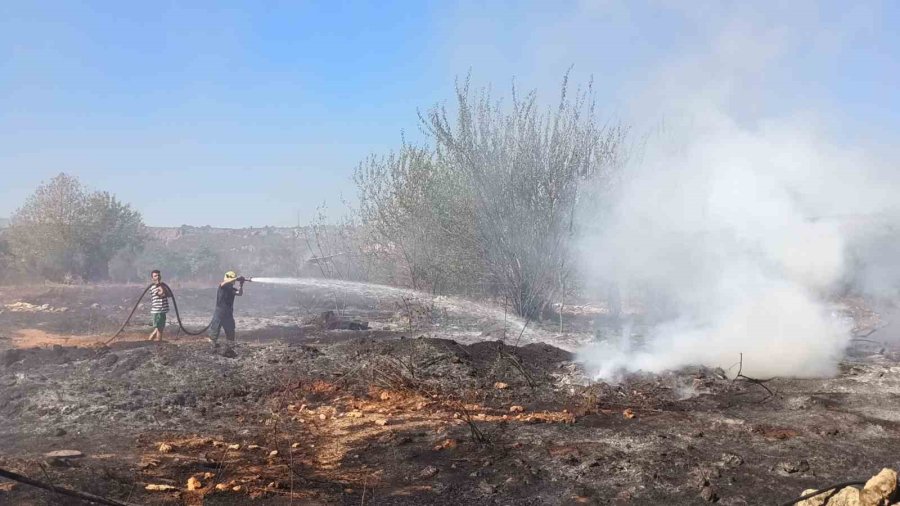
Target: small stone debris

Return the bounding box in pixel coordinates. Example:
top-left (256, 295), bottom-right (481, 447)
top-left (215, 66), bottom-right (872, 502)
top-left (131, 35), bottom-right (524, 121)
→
top-left (158, 443), bottom-right (174, 453)
top-left (494, 382), bottom-right (509, 390)
top-left (795, 468), bottom-right (897, 506)
top-left (700, 486), bottom-right (719, 502)
top-left (227, 444), bottom-right (241, 450)
top-left (187, 477), bottom-right (202, 491)
top-left (139, 459), bottom-right (160, 470)
top-left (375, 419), bottom-right (390, 426)
top-left (719, 453), bottom-right (744, 468)
top-left (44, 450), bottom-right (84, 459)
top-left (145, 484), bottom-right (177, 492)
top-left (433, 438), bottom-right (458, 451)
top-left (418, 465), bottom-right (439, 479)
top-left (478, 481), bottom-right (497, 495)
top-left (215, 483), bottom-right (229, 491)
top-left (380, 391), bottom-right (391, 401)
top-left (623, 408), bottom-right (635, 419)
top-left (52, 428), bottom-right (66, 437)
top-left (247, 444), bottom-right (262, 450)
top-left (509, 405), bottom-right (525, 413)
top-left (776, 460), bottom-right (810, 475)
top-left (268, 450), bottom-right (279, 457)
top-left (291, 443), bottom-right (302, 448)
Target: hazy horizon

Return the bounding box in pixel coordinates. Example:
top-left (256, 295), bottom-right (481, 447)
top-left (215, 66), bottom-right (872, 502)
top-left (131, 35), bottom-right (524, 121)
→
top-left (2, 1), bottom-right (897, 227)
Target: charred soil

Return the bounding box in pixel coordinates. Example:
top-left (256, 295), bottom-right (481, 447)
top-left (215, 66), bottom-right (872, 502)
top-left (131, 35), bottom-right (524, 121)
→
top-left (0, 284), bottom-right (898, 505)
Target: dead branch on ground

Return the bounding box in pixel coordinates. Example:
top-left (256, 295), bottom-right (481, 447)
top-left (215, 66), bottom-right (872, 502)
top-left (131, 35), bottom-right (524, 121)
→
top-left (732, 353), bottom-right (777, 400)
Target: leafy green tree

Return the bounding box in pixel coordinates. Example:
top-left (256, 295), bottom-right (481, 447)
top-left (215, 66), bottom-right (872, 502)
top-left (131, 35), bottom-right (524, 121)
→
top-left (7, 173), bottom-right (146, 281)
top-left (81, 191), bottom-right (145, 280)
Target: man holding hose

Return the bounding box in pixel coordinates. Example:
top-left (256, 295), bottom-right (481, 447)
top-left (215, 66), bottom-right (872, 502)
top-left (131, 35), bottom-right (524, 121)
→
top-left (208, 271), bottom-right (244, 357)
top-left (148, 270), bottom-right (172, 341)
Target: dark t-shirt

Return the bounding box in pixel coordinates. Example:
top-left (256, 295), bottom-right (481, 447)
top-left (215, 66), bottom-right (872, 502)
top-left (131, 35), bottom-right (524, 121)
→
top-left (215, 284), bottom-right (237, 316)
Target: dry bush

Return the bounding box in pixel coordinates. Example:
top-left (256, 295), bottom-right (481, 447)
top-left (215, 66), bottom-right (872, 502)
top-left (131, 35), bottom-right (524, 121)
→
top-left (353, 74), bottom-right (626, 317)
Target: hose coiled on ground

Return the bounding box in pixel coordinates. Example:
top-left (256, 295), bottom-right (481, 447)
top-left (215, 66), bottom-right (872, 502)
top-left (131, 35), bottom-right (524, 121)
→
top-left (104, 282), bottom-right (210, 345)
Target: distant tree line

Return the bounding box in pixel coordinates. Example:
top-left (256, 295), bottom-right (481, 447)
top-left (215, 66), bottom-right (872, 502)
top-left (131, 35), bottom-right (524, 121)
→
top-left (351, 74), bottom-right (626, 318)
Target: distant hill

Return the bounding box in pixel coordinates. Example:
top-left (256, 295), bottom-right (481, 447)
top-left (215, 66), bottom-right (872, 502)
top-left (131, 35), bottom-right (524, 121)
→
top-left (118, 224), bottom-right (351, 282)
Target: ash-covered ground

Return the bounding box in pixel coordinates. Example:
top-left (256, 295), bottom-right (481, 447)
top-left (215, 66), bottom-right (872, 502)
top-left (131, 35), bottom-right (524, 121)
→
top-left (0, 283), bottom-right (898, 505)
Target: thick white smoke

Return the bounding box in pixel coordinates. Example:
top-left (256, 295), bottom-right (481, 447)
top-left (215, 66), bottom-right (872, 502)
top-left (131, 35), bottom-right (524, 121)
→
top-left (577, 25), bottom-right (900, 380)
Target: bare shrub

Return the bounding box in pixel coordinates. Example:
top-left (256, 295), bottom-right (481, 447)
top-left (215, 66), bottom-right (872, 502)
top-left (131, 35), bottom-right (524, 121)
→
top-left (354, 74), bottom-right (625, 317)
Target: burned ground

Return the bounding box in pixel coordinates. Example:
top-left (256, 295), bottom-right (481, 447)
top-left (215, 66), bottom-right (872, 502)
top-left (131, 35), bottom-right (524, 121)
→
top-left (0, 284), bottom-right (898, 505)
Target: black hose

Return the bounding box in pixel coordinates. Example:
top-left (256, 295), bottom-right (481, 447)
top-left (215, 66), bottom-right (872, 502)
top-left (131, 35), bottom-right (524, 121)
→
top-left (160, 281), bottom-right (211, 336)
top-left (0, 466), bottom-right (135, 506)
top-left (104, 282), bottom-right (210, 345)
top-left (102, 284), bottom-right (153, 345)
top-left (779, 480), bottom-right (866, 506)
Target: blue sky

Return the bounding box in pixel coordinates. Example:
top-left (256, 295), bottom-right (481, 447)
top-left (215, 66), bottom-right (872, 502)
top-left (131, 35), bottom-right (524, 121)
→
top-left (1, 0), bottom-right (897, 227)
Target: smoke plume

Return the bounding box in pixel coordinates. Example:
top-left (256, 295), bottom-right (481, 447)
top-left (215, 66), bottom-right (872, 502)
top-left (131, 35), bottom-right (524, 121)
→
top-left (577, 13), bottom-right (899, 380)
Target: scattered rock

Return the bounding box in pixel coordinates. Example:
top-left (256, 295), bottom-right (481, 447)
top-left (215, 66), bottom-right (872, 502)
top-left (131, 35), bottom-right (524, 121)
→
top-left (269, 450), bottom-right (278, 457)
top-left (187, 477), bottom-right (202, 491)
top-left (418, 465), bottom-right (439, 479)
top-left (158, 443), bottom-right (174, 453)
top-left (291, 443), bottom-right (301, 448)
top-left (863, 468), bottom-right (897, 503)
top-left (247, 444), bottom-right (262, 450)
top-left (145, 484), bottom-right (177, 492)
top-left (795, 468), bottom-right (897, 506)
top-left (375, 419), bottom-right (390, 426)
top-left (215, 483), bottom-right (230, 491)
top-left (719, 453), bottom-right (744, 468)
top-left (53, 428), bottom-right (67, 437)
top-left (478, 481), bottom-right (497, 495)
top-left (380, 391), bottom-right (391, 401)
top-left (623, 408), bottom-right (635, 419)
top-left (509, 405), bottom-right (525, 413)
top-left (227, 444), bottom-right (241, 450)
top-left (494, 382), bottom-right (509, 390)
top-left (139, 459), bottom-right (160, 470)
top-left (700, 486), bottom-right (719, 502)
top-left (44, 450), bottom-right (84, 459)
top-left (776, 460), bottom-right (810, 475)
top-left (433, 438), bottom-right (458, 451)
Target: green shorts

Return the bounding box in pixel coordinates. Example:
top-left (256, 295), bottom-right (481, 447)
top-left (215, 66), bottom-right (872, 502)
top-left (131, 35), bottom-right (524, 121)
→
top-left (152, 312), bottom-right (167, 330)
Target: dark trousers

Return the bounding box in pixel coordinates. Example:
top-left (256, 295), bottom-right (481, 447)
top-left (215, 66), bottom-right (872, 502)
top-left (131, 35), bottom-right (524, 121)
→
top-left (209, 312), bottom-right (236, 344)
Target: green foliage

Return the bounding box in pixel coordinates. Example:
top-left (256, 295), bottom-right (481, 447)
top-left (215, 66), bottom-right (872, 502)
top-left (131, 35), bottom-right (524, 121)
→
top-left (6, 173), bottom-right (146, 281)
